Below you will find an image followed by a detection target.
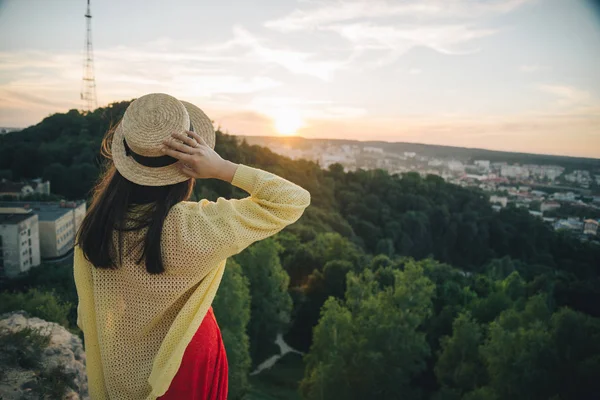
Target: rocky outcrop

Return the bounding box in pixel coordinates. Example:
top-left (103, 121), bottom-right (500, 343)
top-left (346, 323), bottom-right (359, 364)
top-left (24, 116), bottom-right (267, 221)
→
top-left (0, 311), bottom-right (88, 400)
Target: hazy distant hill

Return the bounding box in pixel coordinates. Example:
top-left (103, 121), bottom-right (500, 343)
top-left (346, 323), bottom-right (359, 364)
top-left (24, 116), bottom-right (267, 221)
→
top-left (241, 135), bottom-right (600, 171)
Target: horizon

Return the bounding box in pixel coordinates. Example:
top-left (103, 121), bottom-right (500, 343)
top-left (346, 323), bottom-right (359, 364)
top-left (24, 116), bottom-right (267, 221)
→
top-left (227, 133), bottom-right (600, 161)
top-left (1, 0), bottom-right (600, 158)
top-left (4, 103), bottom-right (600, 161)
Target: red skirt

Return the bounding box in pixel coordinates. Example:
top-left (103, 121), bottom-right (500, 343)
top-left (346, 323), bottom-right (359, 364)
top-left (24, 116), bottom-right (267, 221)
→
top-left (159, 306), bottom-right (228, 400)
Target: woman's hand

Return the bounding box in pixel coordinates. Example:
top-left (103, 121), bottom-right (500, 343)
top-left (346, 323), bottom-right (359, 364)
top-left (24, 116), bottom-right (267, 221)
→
top-left (160, 130), bottom-right (238, 182)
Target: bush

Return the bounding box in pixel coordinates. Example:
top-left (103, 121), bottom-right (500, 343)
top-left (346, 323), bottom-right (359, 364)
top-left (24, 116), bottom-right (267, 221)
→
top-left (31, 364), bottom-right (77, 398)
top-left (0, 326), bottom-right (76, 398)
top-left (0, 325), bottom-right (51, 369)
top-left (0, 289), bottom-right (71, 327)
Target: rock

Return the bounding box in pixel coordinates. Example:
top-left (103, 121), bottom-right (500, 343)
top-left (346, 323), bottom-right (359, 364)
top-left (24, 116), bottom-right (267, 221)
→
top-left (0, 311), bottom-right (89, 400)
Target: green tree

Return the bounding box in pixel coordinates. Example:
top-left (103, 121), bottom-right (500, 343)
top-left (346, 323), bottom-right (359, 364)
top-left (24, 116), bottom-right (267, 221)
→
top-left (234, 239), bottom-right (292, 364)
top-left (212, 259), bottom-right (251, 399)
top-left (480, 296), bottom-right (557, 400)
top-left (435, 313), bottom-right (486, 394)
top-left (301, 261), bottom-right (435, 400)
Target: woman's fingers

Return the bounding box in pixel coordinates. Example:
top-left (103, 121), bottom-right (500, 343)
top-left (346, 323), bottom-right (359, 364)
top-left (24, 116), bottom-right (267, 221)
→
top-left (186, 130), bottom-right (209, 147)
top-left (172, 131), bottom-right (200, 148)
top-left (160, 146), bottom-right (193, 162)
top-left (162, 136), bottom-right (195, 154)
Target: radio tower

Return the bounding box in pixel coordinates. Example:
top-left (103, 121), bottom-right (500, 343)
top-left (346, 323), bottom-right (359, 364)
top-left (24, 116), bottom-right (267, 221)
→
top-left (81, 0), bottom-right (97, 111)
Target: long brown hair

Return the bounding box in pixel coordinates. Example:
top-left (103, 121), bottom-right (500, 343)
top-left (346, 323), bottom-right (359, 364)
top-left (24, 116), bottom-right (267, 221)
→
top-left (76, 120), bottom-right (195, 274)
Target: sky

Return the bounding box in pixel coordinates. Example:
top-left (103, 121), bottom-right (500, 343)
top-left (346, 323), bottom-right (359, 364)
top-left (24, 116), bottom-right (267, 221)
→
top-left (1, 0), bottom-right (599, 158)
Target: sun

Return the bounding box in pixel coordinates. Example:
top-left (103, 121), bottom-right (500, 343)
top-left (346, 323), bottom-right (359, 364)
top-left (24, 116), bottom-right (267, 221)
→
top-left (272, 110), bottom-right (303, 136)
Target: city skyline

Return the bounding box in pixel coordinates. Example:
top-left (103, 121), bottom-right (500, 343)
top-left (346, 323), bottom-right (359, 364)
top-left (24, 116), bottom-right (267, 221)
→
top-left (1, 0), bottom-right (600, 158)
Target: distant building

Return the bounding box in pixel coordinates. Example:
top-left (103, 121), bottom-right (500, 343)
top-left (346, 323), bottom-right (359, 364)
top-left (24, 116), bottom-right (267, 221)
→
top-left (541, 201), bottom-right (561, 213)
top-left (564, 170), bottom-right (591, 185)
top-left (364, 147), bottom-right (384, 154)
top-left (0, 178), bottom-right (51, 199)
top-left (0, 209), bottom-right (41, 278)
top-left (490, 195), bottom-right (508, 208)
top-left (552, 192), bottom-right (577, 202)
top-left (447, 161), bottom-right (465, 172)
top-left (554, 218), bottom-right (583, 233)
top-left (529, 211), bottom-right (543, 219)
top-left (474, 160), bottom-right (490, 169)
top-left (583, 219), bottom-right (599, 236)
top-left (0, 200), bottom-right (86, 259)
top-left (403, 152), bottom-right (416, 158)
top-left (501, 165), bottom-right (529, 179)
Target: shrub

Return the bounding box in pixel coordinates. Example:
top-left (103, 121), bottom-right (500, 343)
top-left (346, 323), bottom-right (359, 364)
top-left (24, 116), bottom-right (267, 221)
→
top-left (0, 289), bottom-right (71, 327)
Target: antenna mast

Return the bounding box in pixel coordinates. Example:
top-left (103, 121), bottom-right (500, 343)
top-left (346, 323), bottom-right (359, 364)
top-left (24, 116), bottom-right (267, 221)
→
top-left (81, 0), bottom-right (97, 111)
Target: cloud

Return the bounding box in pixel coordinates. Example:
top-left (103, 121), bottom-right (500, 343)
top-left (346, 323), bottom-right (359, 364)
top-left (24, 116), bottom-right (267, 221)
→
top-left (264, 0), bottom-right (530, 65)
top-left (326, 23), bottom-right (496, 57)
top-left (265, 0), bottom-right (532, 32)
top-left (537, 84), bottom-right (595, 108)
top-left (229, 27), bottom-right (345, 80)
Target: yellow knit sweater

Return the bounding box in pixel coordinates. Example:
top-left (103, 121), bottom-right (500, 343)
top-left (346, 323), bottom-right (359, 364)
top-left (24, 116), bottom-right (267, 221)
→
top-left (73, 164), bottom-right (310, 399)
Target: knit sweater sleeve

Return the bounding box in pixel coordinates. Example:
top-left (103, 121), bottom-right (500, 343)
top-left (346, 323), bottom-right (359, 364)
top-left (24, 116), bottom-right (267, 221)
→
top-left (170, 164), bottom-right (311, 269)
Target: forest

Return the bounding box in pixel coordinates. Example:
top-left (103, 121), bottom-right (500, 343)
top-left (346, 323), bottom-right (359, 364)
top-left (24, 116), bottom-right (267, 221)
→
top-left (1, 101), bottom-right (599, 400)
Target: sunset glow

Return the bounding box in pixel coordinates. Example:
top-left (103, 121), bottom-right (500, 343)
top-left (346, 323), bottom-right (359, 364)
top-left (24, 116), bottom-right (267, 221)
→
top-left (272, 110), bottom-right (303, 136)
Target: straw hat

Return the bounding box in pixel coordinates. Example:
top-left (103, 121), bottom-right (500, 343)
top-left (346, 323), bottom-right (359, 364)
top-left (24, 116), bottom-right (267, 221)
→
top-left (112, 93), bottom-right (215, 186)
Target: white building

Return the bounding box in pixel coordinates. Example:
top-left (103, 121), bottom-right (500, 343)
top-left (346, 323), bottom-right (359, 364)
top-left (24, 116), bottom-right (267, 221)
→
top-left (529, 211), bottom-right (543, 219)
top-left (541, 201), bottom-right (561, 213)
top-left (0, 200), bottom-right (86, 259)
top-left (490, 195), bottom-right (508, 208)
top-left (583, 220), bottom-right (598, 236)
top-left (525, 165), bottom-right (564, 180)
top-left (447, 161), bottom-right (465, 172)
top-left (554, 218), bottom-right (583, 232)
top-left (364, 147), bottom-right (384, 154)
top-left (474, 160), bottom-right (490, 170)
top-left (0, 178), bottom-right (51, 199)
top-left (552, 192), bottom-right (577, 202)
top-left (564, 170), bottom-right (591, 185)
top-left (501, 165), bottom-right (530, 179)
top-left (0, 209), bottom-right (41, 278)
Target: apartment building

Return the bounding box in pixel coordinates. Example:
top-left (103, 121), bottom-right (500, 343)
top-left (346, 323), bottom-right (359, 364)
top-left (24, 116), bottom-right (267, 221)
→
top-left (0, 200), bottom-right (86, 259)
top-left (0, 209), bottom-right (41, 278)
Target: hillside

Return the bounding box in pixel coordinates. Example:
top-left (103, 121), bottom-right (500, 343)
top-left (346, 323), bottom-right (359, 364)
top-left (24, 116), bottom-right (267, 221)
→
top-left (241, 135), bottom-right (600, 170)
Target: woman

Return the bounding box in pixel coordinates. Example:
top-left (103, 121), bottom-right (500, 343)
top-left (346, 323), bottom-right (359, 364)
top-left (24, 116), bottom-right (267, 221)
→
top-left (74, 93), bottom-right (311, 400)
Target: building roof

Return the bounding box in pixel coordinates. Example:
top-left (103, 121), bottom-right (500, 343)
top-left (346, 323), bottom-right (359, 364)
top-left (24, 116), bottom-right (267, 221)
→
top-left (0, 200), bottom-right (85, 222)
top-left (0, 210), bottom-right (36, 225)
